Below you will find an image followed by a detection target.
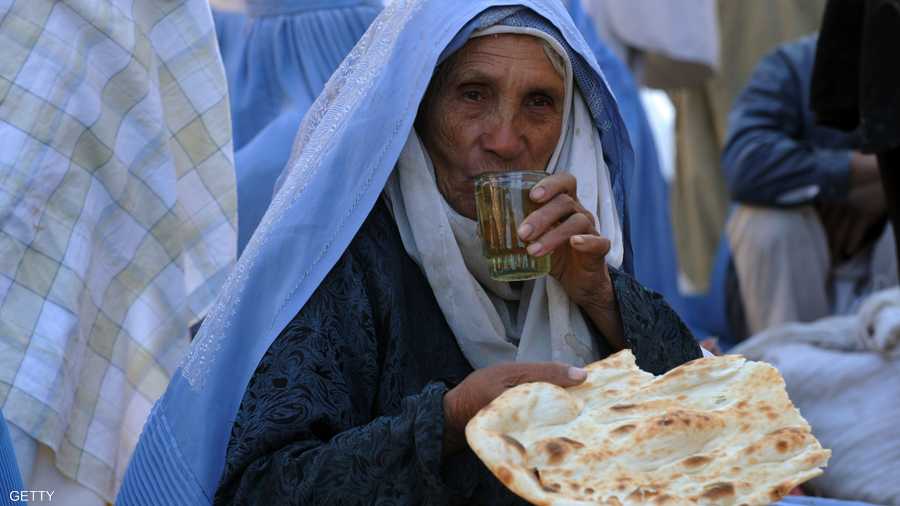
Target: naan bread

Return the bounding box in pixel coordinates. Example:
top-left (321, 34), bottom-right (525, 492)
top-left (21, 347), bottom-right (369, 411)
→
top-left (465, 350), bottom-right (830, 505)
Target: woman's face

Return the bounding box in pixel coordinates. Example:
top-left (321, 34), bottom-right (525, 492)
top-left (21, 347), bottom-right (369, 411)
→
top-left (417, 34), bottom-right (565, 219)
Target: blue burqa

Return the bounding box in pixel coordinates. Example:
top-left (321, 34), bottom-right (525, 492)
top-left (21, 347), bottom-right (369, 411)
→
top-left (119, 2), bottom-right (869, 504)
top-left (214, 0), bottom-right (382, 253)
top-left (0, 413), bottom-right (23, 506)
top-left (565, 0), bottom-right (688, 318)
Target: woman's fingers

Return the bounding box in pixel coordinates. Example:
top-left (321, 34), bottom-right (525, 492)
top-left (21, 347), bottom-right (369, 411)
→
top-left (445, 361), bottom-right (587, 435)
top-left (526, 211), bottom-right (595, 256)
top-left (518, 172), bottom-right (606, 262)
top-left (518, 192), bottom-right (584, 241)
top-left (530, 173), bottom-right (577, 203)
top-left (498, 362), bottom-right (588, 388)
top-left (569, 234), bottom-right (611, 272)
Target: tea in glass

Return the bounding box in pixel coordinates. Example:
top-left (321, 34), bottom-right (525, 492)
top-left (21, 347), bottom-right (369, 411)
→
top-left (474, 171), bottom-right (551, 281)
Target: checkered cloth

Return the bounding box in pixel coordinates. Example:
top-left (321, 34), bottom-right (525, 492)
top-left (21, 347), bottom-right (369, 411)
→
top-left (0, 0), bottom-right (236, 501)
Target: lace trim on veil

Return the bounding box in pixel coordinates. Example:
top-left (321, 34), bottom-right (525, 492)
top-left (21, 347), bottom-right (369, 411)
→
top-left (181, 0), bottom-right (425, 391)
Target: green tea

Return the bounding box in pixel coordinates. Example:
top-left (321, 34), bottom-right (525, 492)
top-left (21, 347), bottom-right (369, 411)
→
top-left (475, 173), bottom-right (551, 281)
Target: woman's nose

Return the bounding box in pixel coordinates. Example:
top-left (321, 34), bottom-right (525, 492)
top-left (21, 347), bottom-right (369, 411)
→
top-left (481, 114), bottom-right (526, 161)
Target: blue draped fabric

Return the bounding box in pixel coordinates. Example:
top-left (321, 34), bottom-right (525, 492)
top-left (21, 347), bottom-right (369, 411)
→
top-left (566, 0), bottom-right (688, 318)
top-left (213, 0), bottom-right (382, 253)
top-left (0, 413), bottom-right (23, 506)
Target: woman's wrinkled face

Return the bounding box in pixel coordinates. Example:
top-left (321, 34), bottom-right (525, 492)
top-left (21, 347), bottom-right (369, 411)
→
top-left (417, 34), bottom-right (565, 219)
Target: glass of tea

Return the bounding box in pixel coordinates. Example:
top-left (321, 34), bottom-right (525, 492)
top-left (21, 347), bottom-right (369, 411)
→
top-left (474, 171), bottom-right (552, 281)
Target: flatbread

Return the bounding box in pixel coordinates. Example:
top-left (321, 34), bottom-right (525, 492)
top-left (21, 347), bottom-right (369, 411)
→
top-left (465, 350), bottom-right (830, 505)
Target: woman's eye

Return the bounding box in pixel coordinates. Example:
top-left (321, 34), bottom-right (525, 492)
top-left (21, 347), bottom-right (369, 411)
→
top-left (529, 96), bottom-right (553, 108)
top-left (462, 90), bottom-right (483, 101)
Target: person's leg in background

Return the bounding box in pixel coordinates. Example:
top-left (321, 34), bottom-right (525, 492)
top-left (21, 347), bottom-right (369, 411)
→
top-left (867, 222), bottom-right (898, 292)
top-left (728, 205), bottom-right (832, 335)
top-left (877, 148), bottom-right (900, 280)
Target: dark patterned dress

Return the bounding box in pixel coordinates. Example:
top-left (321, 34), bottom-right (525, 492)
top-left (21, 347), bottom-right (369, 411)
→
top-left (214, 198), bottom-right (701, 505)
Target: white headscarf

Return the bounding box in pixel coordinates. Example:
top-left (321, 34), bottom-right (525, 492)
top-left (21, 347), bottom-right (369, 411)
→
top-left (386, 27), bottom-right (623, 369)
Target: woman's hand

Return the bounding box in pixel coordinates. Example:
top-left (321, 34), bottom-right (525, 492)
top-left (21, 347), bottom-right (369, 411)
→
top-left (516, 173), bottom-right (625, 348)
top-left (442, 362), bottom-right (587, 455)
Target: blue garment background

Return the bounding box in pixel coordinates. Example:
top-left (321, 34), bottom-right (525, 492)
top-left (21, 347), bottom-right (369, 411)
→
top-left (0, 413), bottom-right (24, 506)
top-left (214, 0), bottom-right (382, 254)
top-left (564, 1), bottom-right (743, 344)
top-left (565, 0), bottom-right (688, 319)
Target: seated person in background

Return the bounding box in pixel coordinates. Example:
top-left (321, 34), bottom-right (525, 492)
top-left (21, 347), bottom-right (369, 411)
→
top-left (118, 2), bottom-right (701, 505)
top-left (722, 34), bottom-right (897, 336)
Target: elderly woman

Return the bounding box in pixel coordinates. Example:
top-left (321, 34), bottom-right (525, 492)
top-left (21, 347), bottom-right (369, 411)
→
top-left (118, 1), bottom-right (700, 505)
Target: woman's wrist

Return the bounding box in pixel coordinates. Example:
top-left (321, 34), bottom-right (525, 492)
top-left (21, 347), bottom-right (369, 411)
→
top-left (442, 390), bottom-right (466, 457)
top-left (579, 285), bottom-right (625, 350)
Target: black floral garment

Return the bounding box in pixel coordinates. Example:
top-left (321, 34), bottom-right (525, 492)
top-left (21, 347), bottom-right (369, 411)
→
top-left (214, 198), bottom-right (701, 506)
